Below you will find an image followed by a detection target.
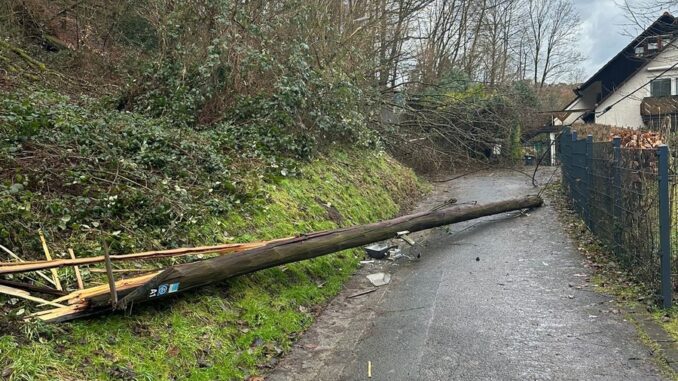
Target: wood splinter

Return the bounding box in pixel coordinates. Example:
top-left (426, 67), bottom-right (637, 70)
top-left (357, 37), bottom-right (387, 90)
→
top-left (0, 243), bottom-right (57, 287)
top-left (68, 248), bottom-right (84, 290)
top-left (39, 230), bottom-right (62, 291)
top-left (0, 285), bottom-right (66, 308)
top-left (103, 243), bottom-right (118, 308)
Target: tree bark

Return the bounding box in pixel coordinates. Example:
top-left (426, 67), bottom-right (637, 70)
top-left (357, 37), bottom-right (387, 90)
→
top-left (120, 196), bottom-right (543, 307)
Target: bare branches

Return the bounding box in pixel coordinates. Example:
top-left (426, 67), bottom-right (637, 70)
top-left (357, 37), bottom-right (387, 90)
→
top-left (616, 0), bottom-right (678, 36)
top-left (526, 0), bottom-right (583, 88)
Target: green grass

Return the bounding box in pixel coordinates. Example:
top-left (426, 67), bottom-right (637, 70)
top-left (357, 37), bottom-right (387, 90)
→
top-left (0, 150), bottom-right (425, 380)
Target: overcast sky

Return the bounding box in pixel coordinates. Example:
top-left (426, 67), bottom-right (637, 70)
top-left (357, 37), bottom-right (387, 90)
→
top-left (573, 0), bottom-right (630, 78)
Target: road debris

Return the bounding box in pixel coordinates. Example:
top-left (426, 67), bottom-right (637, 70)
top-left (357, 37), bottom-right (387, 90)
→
top-left (364, 244), bottom-right (397, 259)
top-left (347, 289), bottom-right (377, 299)
top-left (396, 231), bottom-right (416, 246)
top-left (388, 248), bottom-right (406, 260)
top-left (367, 273), bottom-right (391, 287)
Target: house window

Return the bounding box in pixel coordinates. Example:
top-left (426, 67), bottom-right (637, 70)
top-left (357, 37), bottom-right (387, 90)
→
top-left (650, 78), bottom-right (672, 97)
top-left (635, 46), bottom-right (645, 56)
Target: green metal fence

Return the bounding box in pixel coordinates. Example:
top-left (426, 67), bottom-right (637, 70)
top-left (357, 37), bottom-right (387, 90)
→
top-left (560, 128), bottom-right (673, 307)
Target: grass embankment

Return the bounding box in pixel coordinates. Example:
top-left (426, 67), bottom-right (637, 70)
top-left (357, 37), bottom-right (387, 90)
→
top-left (0, 151), bottom-right (423, 380)
top-left (0, 90), bottom-right (426, 379)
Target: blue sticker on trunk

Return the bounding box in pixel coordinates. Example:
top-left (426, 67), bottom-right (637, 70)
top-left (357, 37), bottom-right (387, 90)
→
top-left (168, 282), bottom-right (180, 293)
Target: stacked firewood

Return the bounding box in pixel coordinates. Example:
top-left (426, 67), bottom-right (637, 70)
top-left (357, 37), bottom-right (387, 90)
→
top-left (607, 129), bottom-right (664, 149)
top-left (573, 124), bottom-right (665, 149)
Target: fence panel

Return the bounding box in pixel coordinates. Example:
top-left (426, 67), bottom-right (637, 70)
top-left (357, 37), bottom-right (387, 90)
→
top-left (559, 128), bottom-right (672, 306)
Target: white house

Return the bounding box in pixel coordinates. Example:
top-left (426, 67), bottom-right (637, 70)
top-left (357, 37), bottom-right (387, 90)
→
top-left (558, 12), bottom-right (678, 130)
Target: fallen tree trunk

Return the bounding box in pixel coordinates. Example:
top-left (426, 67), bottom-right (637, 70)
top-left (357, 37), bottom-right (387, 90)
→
top-left (36, 195), bottom-right (543, 322)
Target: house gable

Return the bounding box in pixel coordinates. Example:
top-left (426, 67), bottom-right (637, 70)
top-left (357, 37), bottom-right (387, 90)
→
top-left (596, 43), bottom-right (678, 128)
top-left (562, 12), bottom-right (678, 128)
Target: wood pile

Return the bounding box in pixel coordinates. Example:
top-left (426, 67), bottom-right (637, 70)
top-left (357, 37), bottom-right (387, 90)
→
top-left (572, 124), bottom-right (665, 149)
top-left (0, 195), bottom-right (543, 323)
top-left (606, 130), bottom-right (664, 149)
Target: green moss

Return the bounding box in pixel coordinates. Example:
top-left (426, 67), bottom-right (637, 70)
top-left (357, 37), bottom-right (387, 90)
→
top-left (0, 149), bottom-right (425, 380)
top-left (653, 308), bottom-right (678, 339)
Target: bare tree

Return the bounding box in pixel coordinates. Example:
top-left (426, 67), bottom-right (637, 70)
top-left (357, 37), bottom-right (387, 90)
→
top-left (409, 0), bottom-right (582, 88)
top-left (525, 0), bottom-right (583, 88)
top-left (479, 0), bottom-right (522, 85)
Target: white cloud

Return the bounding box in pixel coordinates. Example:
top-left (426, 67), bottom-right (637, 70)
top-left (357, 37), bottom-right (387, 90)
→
top-left (573, 0), bottom-right (630, 77)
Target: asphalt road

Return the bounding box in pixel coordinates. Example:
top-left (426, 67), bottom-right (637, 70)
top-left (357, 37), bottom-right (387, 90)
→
top-left (269, 169), bottom-right (664, 381)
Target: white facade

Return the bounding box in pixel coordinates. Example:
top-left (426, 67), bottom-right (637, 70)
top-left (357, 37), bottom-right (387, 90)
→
top-left (555, 40), bottom-right (678, 129)
top-left (595, 45), bottom-right (678, 128)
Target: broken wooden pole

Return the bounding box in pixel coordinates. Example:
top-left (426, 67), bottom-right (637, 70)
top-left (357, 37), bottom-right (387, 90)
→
top-left (102, 243), bottom-right (118, 307)
top-left (35, 195), bottom-right (542, 322)
top-left (122, 195), bottom-right (543, 308)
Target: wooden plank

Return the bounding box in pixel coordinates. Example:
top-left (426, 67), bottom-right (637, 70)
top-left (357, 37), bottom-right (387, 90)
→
top-left (0, 239), bottom-right (287, 275)
top-left (89, 268), bottom-right (156, 274)
top-left (39, 231), bottom-right (62, 291)
top-left (0, 243), bottom-right (58, 286)
top-left (67, 248), bottom-right (84, 290)
top-left (0, 285), bottom-right (66, 308)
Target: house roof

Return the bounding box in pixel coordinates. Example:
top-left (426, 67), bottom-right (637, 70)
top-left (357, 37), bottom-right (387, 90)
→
top-left (574, 12), bottom-right (678, 102)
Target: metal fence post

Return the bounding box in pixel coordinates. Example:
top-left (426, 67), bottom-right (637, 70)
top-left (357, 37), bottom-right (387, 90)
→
top-left (612, 136), bottom-right (622, 251)
top-left (560, 129), bottom-right (568, 196)
top-left (585, 135), bottom-right (593, 230)
top-left (658, 144), bottom-right (672, 308)
top-left (569, 130), bottom-right (577, 205)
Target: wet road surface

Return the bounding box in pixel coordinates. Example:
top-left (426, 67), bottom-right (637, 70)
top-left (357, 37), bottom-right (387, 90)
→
top-left (269, 170), bottom-right (664, 380)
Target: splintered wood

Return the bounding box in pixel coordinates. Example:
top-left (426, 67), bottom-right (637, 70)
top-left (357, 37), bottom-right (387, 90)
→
top-left (0, 239), bottom-right (280, 320)
top-left (0, 239), bottom-right (284, 274)
top-left (39, 231), bottom-right (62, 291)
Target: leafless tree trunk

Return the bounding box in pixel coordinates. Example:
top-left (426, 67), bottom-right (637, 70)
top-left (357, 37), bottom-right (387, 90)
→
top-left (526, 0), bottom-right (583, 88)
